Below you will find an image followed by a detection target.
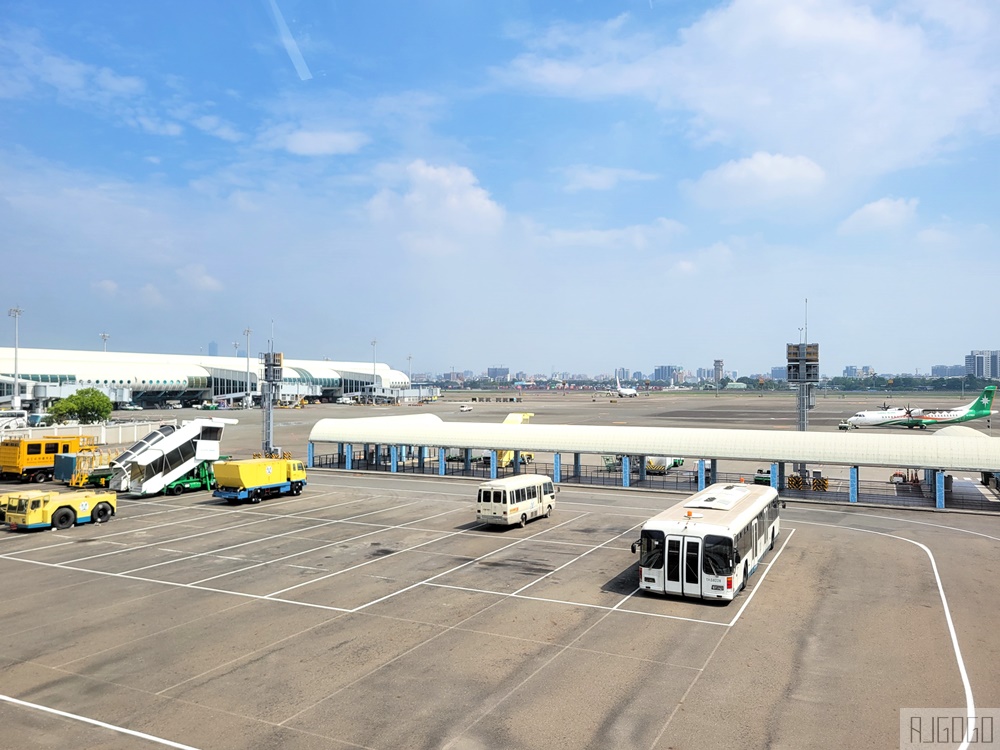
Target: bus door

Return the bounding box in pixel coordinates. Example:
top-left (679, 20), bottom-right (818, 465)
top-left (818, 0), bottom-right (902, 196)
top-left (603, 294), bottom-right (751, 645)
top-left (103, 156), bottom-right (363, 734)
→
top-left (751, 519), bottom-right (759, 569)
top-left (665, 535), bottom-right (683, 596)
top-left (682, 536), bottom-right (702, 598)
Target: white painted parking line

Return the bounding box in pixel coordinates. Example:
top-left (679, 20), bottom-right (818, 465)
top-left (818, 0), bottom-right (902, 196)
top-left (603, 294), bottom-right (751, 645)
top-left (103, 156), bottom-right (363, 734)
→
top-left (191, 505), bottom-right (472, 587)
top-left (726, 528), bottom-right (795, 627)
top-left (0, 694), bottom-right (202, 750)
top-left (511, 521), bottom-right (645, 596)
top-left (120, 499), bottom-right (428, 575)
top-left (792, 518), bottom-right (977, 748)
top-left (347, 514), bottom-right (590, 612)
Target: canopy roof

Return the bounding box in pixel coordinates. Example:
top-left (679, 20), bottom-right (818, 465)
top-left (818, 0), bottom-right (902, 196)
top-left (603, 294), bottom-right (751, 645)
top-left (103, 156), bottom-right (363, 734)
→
top-left (309, 414), bottom-right (1000, 473)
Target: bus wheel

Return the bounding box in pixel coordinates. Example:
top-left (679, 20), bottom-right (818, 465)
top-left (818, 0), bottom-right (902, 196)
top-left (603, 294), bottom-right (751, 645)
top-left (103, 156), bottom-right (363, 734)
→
top-left (741, 562), bottom-right (748, 592)
top-left (52, 508), bottom-right (75, 530)
top-left (291, 482), bottom-right (302, 496)
top-left (545, 505), bottom-right (552, 518)
top-left (93, 502), bottom-right (112, 524)
top-left (520, 514), bottom-right (527, 528)
top-left (770, 529), bottom-right (775, 551)
top-left (170, 484), bottom-right (185, 496)
top-left (251, 489), bottom-right (262, 504)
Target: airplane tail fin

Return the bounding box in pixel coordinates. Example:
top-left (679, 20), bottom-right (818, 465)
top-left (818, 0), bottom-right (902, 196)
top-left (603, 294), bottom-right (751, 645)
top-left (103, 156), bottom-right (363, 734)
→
top-left (968, 386), bottom-right (997, 415)
top-left (501, 412), bottom-right (534, 425)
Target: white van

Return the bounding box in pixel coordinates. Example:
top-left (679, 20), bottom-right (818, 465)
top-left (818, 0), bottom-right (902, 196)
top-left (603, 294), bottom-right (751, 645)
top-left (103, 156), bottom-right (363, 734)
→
top-left (476, 474), bottom-right (557, 527)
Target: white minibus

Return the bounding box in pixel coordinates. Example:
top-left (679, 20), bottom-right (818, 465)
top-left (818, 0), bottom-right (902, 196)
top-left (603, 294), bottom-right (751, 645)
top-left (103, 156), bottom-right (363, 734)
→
top-left (476, 474), bottom-right (557, 527)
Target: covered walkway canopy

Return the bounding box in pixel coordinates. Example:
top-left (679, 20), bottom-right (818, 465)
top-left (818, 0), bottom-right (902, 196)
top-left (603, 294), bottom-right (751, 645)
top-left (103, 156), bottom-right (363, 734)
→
top-left (308, 414), bottom-right (1000, 474)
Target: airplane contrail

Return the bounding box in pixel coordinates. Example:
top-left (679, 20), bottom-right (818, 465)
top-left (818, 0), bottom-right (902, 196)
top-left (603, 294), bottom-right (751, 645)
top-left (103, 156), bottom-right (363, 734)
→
top-left (267, 0), bottom-right (313, 81)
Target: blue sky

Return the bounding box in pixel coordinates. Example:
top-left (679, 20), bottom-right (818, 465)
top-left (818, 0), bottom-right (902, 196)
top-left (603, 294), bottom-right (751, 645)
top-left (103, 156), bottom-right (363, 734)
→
top-left (1, 0), bottom-right (998, 379)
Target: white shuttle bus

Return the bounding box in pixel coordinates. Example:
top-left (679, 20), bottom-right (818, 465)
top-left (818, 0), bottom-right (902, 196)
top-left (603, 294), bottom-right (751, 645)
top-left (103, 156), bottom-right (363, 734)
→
top-left (0, 410), bottom-right (29, 430)
top-left (477, 474), bottom-right (557, 527)
top-left (631, 482), bottom-right (781, 602)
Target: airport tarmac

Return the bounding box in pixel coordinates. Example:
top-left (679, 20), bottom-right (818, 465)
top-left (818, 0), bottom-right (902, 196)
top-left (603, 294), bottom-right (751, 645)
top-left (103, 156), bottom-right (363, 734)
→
top-left (1, 392), bottom-right (998, 749)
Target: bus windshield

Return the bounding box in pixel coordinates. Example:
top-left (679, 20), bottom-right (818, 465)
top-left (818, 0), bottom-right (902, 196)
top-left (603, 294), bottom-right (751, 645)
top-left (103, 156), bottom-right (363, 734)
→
top-left (702, 534), bottom-right (734, 576)
top-left (639, 531), bottom-right (665, 569)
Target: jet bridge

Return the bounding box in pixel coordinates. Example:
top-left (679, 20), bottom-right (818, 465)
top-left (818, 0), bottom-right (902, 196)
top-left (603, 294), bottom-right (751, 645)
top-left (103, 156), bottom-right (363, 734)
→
top-left (109, 416), bottom-right (237, 495)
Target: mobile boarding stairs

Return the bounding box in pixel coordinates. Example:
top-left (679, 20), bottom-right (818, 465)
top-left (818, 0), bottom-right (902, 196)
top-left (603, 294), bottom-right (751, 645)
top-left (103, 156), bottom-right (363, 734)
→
top-left (109, 417), bottom-right (237, 496)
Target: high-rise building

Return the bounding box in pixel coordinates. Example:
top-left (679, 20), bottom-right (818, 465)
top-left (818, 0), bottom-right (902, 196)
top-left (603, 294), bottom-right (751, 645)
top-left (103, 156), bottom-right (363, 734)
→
top-left (932, 364), bottom-right (965, 377)
top-left (208, 341), bottom-right (218, 356)
top-left (966, 350), bottom-right (999, 378)
top-left (487, 367), bottom-right (510, 381)
top-left (770, 366), bottom-right (786, 382)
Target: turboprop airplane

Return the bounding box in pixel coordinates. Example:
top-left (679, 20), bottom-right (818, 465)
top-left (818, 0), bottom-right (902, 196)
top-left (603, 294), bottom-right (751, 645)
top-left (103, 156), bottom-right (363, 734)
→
top-left (844, 386), bottom-right (997, 429)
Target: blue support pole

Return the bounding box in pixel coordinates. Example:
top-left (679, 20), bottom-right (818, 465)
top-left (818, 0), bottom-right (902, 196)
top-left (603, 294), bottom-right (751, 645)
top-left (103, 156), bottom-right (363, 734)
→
top-left (778, 462), bottom-right (786, 491)
top-left (935, 470), bottom-right (945, 509)
top-left (438, 448), bottom-right (446, 476)
top-left (770, 461), bottom-right (779, 489)
top-left (464, 448), bottom-right (471, 472)
top-left (553, 453), bottom-right (561, 483)
top-left (849, 466), bottom-right (858, 503)
top-left (697, 459), bottom-right (706, 490)
top-left (307, 441), bottom-right (314, 468)
top-left (622, 455), bottom-right (631, 488)
top-left (513, 450), bottom-right (521, 475)
top-left (338, 442), bottom-right (344, 467)
top-left (639, 456), bottom-right (647, 482)
top-left (574, 453), bottom-right (581, 479)
top-left (418, 446), bottom-right (426, 472)
top-left (709, 459), bottom-right (718, 484)
top-left (374, 444), bottom-right (381, 471)
top-left (489, 450), bottom-right (497, 479)
top-left (345, 443), bottom-right (353, 470)
top-left (390, 445), bottom-right (398, 473)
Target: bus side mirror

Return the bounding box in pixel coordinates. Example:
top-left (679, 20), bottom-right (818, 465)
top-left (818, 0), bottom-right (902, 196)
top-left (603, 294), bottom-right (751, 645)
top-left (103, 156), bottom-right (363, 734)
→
top-left (733, 551), bottom-right (741, 564)
top-left (630, 540), bottom-right (639, 554)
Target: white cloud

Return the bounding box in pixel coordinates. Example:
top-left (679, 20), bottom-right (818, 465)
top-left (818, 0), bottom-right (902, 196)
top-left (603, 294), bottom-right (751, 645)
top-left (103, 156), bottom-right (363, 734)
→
top-left (191, 115), bottom-right (242, 143)
top-left (838, 197), bottom-right (918, 234)
top-left (562, 165), bottom-right (658, 192)
top-left (139, 283), bottom-right (165, 307)
top-left (284, 129), bottom-right (369, 156)
top-left (367, 160), bottom-right (506, 256)
top-left (685, 152), bottom-right (826, 209)
top-left (177, 264), bottom-right (223, 292)
top-left (92, 279), bottom-right (118, 295)
top-left (498, 1), bottom-right (1000, 176)
top-left (543, 217), bottom-right (684, 252)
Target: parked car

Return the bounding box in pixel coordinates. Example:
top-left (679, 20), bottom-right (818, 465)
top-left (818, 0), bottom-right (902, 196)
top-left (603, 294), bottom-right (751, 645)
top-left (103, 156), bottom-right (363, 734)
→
top-left (459, 405), bottom-right (473, 412)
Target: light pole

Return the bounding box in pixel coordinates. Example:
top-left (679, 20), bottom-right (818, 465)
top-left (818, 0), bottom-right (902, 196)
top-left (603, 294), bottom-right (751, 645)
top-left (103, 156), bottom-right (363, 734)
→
top-left (100, 332), bottom-right (109, 352)
top-left (8, 307), bottom-right (22, 409)
top-left (232, 341), bottom-right (239, 357)
top-left (243, 327), bottom-right (252, 408)
top-left (371, 339), bottom-right (377, 404)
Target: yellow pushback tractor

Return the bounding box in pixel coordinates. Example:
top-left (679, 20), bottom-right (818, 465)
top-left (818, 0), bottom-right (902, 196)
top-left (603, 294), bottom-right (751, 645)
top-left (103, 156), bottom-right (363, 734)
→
top-left (5, 490), bottom-right (116, 531)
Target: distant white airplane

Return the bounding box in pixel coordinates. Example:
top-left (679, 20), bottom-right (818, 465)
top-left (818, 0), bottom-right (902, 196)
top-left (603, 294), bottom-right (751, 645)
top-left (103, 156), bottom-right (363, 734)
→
top-left (612, 376), bottom-right (637, 398)
top-left (843, 386), bottom-right (997, 429)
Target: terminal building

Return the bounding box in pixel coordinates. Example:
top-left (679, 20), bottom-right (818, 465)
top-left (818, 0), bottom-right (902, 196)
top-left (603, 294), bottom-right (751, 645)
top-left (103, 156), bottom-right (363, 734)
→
top-left (0, 348), bottom-right (435, 409)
